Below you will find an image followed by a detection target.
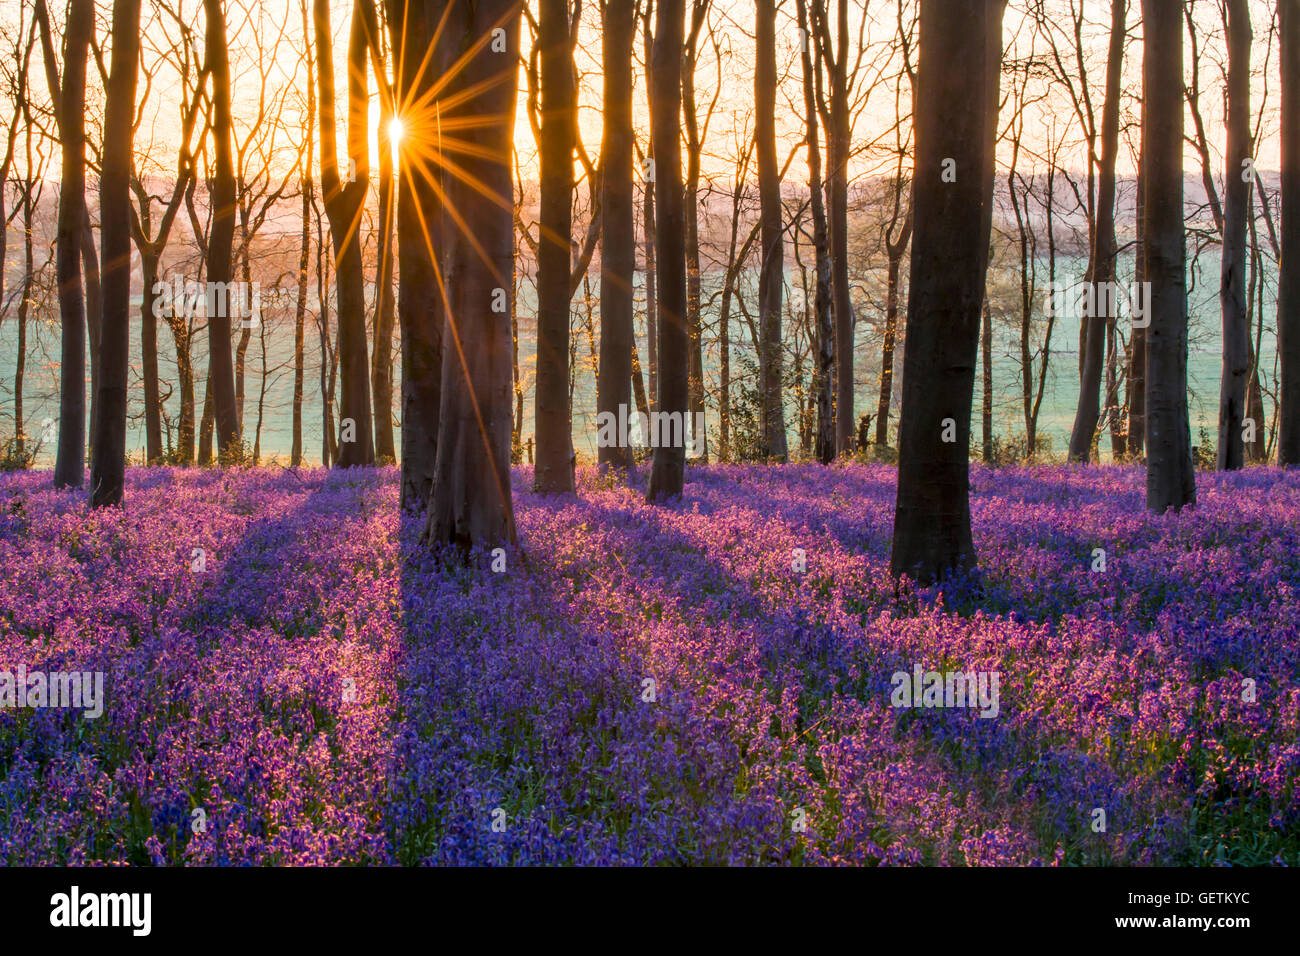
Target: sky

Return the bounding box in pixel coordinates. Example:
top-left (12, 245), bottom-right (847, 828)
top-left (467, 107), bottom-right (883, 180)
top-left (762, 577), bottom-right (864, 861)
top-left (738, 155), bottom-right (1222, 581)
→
top-left (1, 0), bottom-right (1287, 194)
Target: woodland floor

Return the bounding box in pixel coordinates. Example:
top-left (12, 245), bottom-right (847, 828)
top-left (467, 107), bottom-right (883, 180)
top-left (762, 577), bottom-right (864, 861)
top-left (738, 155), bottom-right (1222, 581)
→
top-left (0, 462), bottom-right (1296, 864)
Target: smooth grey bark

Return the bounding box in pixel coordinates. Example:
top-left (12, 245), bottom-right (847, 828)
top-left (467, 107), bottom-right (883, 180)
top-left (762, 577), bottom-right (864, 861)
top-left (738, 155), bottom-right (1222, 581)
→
top-left (204, 0), bottom-right (241, 461)
top-left (981, 298), bottom-right (993, 462)
top-left (756, 0), bottom-right (788, 461)
top-left (890, 0), bottom-right (1005, 583)
top-left (386, 0), bottom-right (444, 508)
top-left (683, 0), bottom-right (709, 459)
top-left (597, 0), bottom-right (636, 473)
top-left (819, 0), bottom-right (854, 455)
top-left (315, 0), bottom-right (375, 468)
top-left (293, 177), bottom-right (310, 467)
top-left (534, 0), bottom-right (577, 492)
top-left (1127, 84), bottom-right (1147, 458)
top-left (422, 0), bottom-right (520, 551)
top-left (1068, 0), bottom-right (1125, 463)
top-left (1279, 0), bottom-right (1300, 464)
top-left (48, 0), bottom-right (92, 489)
top-left (877, 175), bottom-right (912, 449)
top-left (90, 0), bottom-right (143, 507)
top-left (646, 0), bottom-right (688, 501)
top-left (797, 0), bottom-right (835, 464)
top-left (363, 0), bottom-right (396, 465)
top-left (1142, 0), bottom-right (1196, 512)
top-left (1218, 0), bottom-right (1251, 470)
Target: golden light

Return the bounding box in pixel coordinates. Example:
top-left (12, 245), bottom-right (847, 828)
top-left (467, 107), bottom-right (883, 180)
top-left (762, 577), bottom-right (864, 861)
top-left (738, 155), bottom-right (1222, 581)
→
top-left (388, 118), bottom-right (405, 146)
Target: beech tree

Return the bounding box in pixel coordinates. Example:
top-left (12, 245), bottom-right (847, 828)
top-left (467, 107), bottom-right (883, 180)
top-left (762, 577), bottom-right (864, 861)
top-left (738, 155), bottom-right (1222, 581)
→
top-left (421, 0), bottom-right (521, 550)
top-left (38, 0), bottom-right (92, 489)
top-left (1142, 0), bottom-right (1195, 511)
top-left (387, 0), bottom-right (443, 508)
top-left (89, 0), bottom-right (143, 506)
top-left (796, 0), bottom-right (834, 463)
top-left (596, 0), bottom-right (636, 473)
top-left (646, 0), bottom-right (687, 501)
top-left (1, 1), bottom-right (38, 459)
top-left (1280, 0), bottom-right (1300, 465)
top-left (755, 0), bottom-right (787, 460)
top-left (533, 0), bottom-right (576, 492)
top-left (810, 0), bottom-right (854, 455)
top-left (1127, 90), bottom-right (1146, 459)
top-left (1217, 0), bottom-right (1251, 470)
top-left (314, 0), bottom-right (374, 468)
top-left (364, 0), bottom-right (397, 464)
top-left (293, 0), bottom-right (318, 469)
top-left (1067, 0), bottom-right (1125, 463)
top-left (203, 0), bottom-right (241, 461)
top-left (877, 146), bottom-right (913, 450)
top-left (891, 0), bottom-right (1005, 582)
top-left (682, 0), bottom-right (711, 459)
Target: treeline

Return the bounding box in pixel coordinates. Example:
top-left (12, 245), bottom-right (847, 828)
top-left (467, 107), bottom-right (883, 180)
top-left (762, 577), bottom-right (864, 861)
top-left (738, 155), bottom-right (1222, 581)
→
top-left (0, 0), bottom-right (1297, 583)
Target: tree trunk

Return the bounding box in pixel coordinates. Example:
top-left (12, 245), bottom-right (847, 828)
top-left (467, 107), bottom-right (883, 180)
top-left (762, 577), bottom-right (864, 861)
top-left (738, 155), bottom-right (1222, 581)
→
top-left (640, 6), bottom-right (658, 416)
top-left (798, 0), bottom-right (835, 464)
top-left (52, 0), bottom-right (93, 490)
top-left (981, 297), bottom-right (993, 462)
top-left (1068, 0), bottom-right (1125, 463)
top-left (1127, 103), bottom-right (1147, 459)
top-left (204, 0), bottom-right (241, 462)
top-left (827, 0), bottom-right (853, 455)
top-left (293, 172), bottom-right (311, 467)
top-left (756, 0), bottom-right (788, 461)
top-left (597, 0), bottom-right (636, 474)
top-left (315, 0), bottom-right (374, 468)
top-left (166, 316), bottom-right (195, 464)
top-left (1142, 0), bottom-right (1196, 511)
top-left (81, 215), bottom-right (101, 459)
top-left (422, 0), bottom-right (520, 551)
top-left (234, 213), bottom-right (252, 438)
top-left (534, 0), bottom-right (577, 492)
top-left (140, 251), bottom-right (162, 463)
top-left (643, 168), bottom-right (658, 412)
top-left (878, 194), bottom-right (912, 449)
top-left (1279, 0), bottom-right (1300, 464)
top-left (683, 2), bottom-right (708, 460)
top-left (293, 4), bottom-right (314, 471)
top-left (631, 344), bottom-right (650, 422)
top-left (890, 0), bottom-right (1005, 583)
top-left (716, 172), bottom-right (744, 461)
top-left (15, 143), bottom-right (33, 456)
top-left (198, 375), bottom-right (214, 464)
top-left (385, 0), bottom-right (443, 506)
top-left (646, 0), bottom-right (688, 501)
top-left (1218, 0), bottom-right (1251, 470)
top-left (372, 60), bottom-right (397, 464)
top-left (1246, 191), bottom-right (1267, 461)
top-left (315, 192), bottom-right (337, 468)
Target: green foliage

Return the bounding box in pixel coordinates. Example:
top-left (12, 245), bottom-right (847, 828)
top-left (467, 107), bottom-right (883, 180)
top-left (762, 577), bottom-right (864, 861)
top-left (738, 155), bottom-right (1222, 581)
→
top-left (217, 438), bottom-right (252, 468)
top-left (983, 431), bottom-right (1055, 468)
top-left (853, 442), bottom-right (897, 465)
top-left (727, 355), bottom-right (765, 462)
top-left (0, 436), bottom-right (39, 472)
top-left (1192, 426), bottom-right (1217, 471)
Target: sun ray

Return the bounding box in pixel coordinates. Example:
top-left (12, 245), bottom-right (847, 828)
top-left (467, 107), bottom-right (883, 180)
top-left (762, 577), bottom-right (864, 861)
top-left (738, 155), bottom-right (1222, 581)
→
top-left (400, 155), bottom-right (515, 537)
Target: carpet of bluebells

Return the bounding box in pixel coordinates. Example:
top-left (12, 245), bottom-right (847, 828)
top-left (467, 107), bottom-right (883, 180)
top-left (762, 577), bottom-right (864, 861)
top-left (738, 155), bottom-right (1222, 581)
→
top-left (0, 462), bottom-right (1296, 865)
